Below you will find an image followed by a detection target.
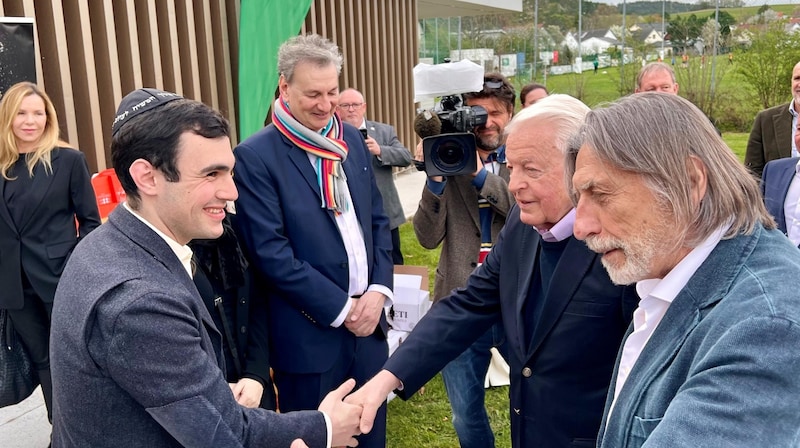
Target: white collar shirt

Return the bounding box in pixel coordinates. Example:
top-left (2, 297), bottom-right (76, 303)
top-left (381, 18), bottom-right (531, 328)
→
top-left (124, 202), bottom-right (193, 278)
top-left (607, 224), bottom-right (727, 421)
top-left (536, 208), bottom-right (575, 242)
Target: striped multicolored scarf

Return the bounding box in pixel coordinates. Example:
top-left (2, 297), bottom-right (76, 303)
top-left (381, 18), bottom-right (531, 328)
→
top-left (272, 97), bottom-right (350, 213)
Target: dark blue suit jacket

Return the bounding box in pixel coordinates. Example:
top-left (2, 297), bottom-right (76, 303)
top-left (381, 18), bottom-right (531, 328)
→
top-left (385, 206), bottom-right (637, 448)
top-left (761, 157), bottom-right (798, 235)
top-left (233, 123), bottom-right (393, 374)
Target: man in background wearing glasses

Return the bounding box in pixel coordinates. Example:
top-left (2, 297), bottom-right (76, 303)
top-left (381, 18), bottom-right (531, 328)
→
top-left (338, 88), bottom-right (412, 265)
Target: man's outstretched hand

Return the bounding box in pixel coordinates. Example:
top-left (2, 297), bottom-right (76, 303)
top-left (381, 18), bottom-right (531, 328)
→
top-left (344, 370), bottom-right (401, 435)
top-left (319, 378), bottom-right (363, 447)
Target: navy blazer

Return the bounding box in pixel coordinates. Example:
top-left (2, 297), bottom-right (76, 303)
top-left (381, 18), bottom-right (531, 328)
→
top-left (0, 147), bottom-right (100, 309)
top-left (51, 206), bottom-right (327, 447)
top-left (233, 123), bottom-right (393, 374)
top-left (385, 206), bottom-right (637, 448)
top-left (761, 156), bottom-right (798, 235)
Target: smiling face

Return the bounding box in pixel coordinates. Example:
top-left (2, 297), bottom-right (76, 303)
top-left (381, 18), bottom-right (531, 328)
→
top-left (280, 61), bottom-right (340, 131)
top-left (506, 119), bottom-right (573, 229)
top-left (571, 145), bottom-right (689, 284)
top-left (465, 97), bottom-right (512, 153)
top-left (13, 94), bottom-right (47, 153)
top-left (152, 132), bottom-right (237, 245)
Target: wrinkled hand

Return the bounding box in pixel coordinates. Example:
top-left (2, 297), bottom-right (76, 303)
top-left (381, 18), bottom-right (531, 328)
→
top-left (230, 377), bottom-right (264, 408)
top-left (290, 440), bottom-right (309, 448)
top-left (365, 136), bottom-right (381, 156)
top-left (319, 378), bottom-right (362, 447)
top-left (345, 291), bottom-right (385, 337)
top-left (345, 370), bottom-right (399, 435)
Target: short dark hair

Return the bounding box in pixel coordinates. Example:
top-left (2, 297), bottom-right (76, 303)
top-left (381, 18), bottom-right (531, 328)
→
top-left (464, 72), bottom-right (516, 114)
top-left (111, 99), bottom-right (230, 207)
top-left (519, 83), bottom-right (548, 107)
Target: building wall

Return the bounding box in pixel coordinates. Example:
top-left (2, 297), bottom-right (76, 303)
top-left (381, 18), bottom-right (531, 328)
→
top-left (0, 0), bottom-right (418, 175)
top-left (303, 0), bottom-right (419, 154)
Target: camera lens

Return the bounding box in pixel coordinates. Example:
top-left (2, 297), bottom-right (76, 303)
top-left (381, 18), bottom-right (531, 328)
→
top-left (436, 141), bottom-right (465, 167)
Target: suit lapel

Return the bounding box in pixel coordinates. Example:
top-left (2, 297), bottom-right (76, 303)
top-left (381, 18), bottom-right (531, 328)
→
top-left (18, 150), bottom-right (60, 232)
top-left (513, 228), bottom-right (538, 360)
top-left (775, 161), bottom-right (796, 231)
top-left (287, 143), bottom-right (324, 203)
top-left (526, 237), bottom-right (595, 355)
top-left (453, 175), bottom-right (481, 230)
top-left (0, 176), bottom-right (15, 232)
top-left (773, 109), bottom-right (794, 159)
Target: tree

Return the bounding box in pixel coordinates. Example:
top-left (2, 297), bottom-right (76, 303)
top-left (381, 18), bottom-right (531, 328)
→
top-left (736, 24), bottom-right (800, 109)
top-left (668, 14), bottom-right (706, 54)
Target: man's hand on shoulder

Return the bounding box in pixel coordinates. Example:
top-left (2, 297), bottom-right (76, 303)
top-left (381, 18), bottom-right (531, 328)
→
top-left (319, 378), bottom-right (362, 447)
top-left (345, 291), bottom-right (386, 337)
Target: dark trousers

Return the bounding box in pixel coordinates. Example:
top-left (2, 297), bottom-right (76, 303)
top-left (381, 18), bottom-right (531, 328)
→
top-left (273, 331), bottom-right (388, 448)
top-left (391, 226), bottom-right (403, 265)
top-left (7, 270), bottom-right (53, 421)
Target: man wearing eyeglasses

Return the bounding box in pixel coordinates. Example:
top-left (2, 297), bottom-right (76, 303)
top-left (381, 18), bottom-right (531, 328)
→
top-left (338, 88), bottom-right (412, 265)
top-left (410, 73), bottom-right (516, 448)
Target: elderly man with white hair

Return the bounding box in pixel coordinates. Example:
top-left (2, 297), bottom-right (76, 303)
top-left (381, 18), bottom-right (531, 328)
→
top-left (346, 94), bottom-right (638, 448)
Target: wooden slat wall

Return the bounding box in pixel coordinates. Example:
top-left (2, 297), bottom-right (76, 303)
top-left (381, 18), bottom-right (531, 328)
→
top-left (302, 0), bottom-right (419, 155)
top-left (1, 0), bottom-right (417, 174)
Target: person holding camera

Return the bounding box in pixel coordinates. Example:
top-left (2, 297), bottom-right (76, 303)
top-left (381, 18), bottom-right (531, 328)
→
top-left (339, 88), bottom-right (412, 265)
top-left (411, 73), bottom-right (515, 448)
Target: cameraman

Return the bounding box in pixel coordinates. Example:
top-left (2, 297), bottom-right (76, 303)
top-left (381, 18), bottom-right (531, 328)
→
top-left (412, 73), bottom-right (515, 448)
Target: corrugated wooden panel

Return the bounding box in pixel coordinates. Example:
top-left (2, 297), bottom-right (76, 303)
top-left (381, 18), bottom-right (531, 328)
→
top-left (303, 0), bottom-right (418, 159)
top-left (0, 0), bottom-right (417, 173)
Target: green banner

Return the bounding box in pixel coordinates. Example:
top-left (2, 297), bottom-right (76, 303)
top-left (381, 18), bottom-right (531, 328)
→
top-left (238, 0), bottom-right (312, 140)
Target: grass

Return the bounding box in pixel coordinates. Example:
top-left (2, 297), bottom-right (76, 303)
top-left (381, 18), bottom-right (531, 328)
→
top-left (387, 224), bottom-right (512, 448)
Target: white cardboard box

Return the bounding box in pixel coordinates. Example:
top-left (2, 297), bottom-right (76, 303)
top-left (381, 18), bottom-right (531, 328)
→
top-left (389, 266), bottom-right (432, 332)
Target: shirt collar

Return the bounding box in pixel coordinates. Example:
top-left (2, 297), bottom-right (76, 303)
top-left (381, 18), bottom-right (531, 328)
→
top-left (794, 158), bottom-right (800, 176)
top-left (358, 118), bottom-right (367, 129)
top-left (123, 202), bottom-right (194, 277)
top-left (485, 145), bottom-right (506, 163)
top-left (536, 208), bottom-right (576, 242)
top-left (635, 224), bottom-right (728, 303)
top-left (790, 101), bottom-right (798, 118)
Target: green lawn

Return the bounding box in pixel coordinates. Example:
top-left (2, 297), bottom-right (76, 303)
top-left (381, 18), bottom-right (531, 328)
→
top-left (387, 225), bottom-right (512, 448)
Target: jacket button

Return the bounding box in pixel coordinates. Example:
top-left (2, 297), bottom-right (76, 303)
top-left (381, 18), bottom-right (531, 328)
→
top-left (470, 262), bottom-right (477, 268)
top-left (240, 326), bottom-right (246, 334)
top-left (522, 367), bottom-right (532, 377)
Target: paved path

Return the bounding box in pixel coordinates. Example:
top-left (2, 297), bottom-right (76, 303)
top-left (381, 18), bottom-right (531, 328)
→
top-left (0, 169), bottom-right (428, 446)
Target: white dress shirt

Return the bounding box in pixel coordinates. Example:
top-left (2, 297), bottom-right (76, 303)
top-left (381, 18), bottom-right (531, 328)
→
top-left (306, 154), bottom-right (393, 327)
top-left (607, 225), bottom-right (727, 420)
top-left (124, 202), bottom-right (193, 277)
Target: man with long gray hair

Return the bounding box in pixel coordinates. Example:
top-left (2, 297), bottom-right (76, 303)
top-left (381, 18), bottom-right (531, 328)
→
top-left (568, 92), bottom-right (800, 447)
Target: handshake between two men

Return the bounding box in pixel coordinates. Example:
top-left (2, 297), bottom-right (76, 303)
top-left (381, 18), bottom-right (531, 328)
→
top-left (315, 371), bottom-right (401, 447)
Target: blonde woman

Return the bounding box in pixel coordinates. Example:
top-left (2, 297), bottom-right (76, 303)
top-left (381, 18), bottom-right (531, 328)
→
top-left (0, 82), bottom-right (100, 421)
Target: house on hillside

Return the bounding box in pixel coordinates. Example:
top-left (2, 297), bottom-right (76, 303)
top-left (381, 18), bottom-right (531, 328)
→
top-left (563, 29), bottom-right (620, 56)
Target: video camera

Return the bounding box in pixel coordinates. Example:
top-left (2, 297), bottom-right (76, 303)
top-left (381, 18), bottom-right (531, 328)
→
top-left (412, 59), bottom-right (488, 177)
top-left (413, 94), bottom-right (487, 177)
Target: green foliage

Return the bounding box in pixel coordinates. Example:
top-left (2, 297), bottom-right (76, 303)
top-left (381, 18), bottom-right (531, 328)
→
top-left (735, 24), bottom-right (800, 109)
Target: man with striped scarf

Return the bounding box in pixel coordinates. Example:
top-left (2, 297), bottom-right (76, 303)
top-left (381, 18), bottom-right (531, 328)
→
top-left (233, 34), bottom-right (393, 448)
